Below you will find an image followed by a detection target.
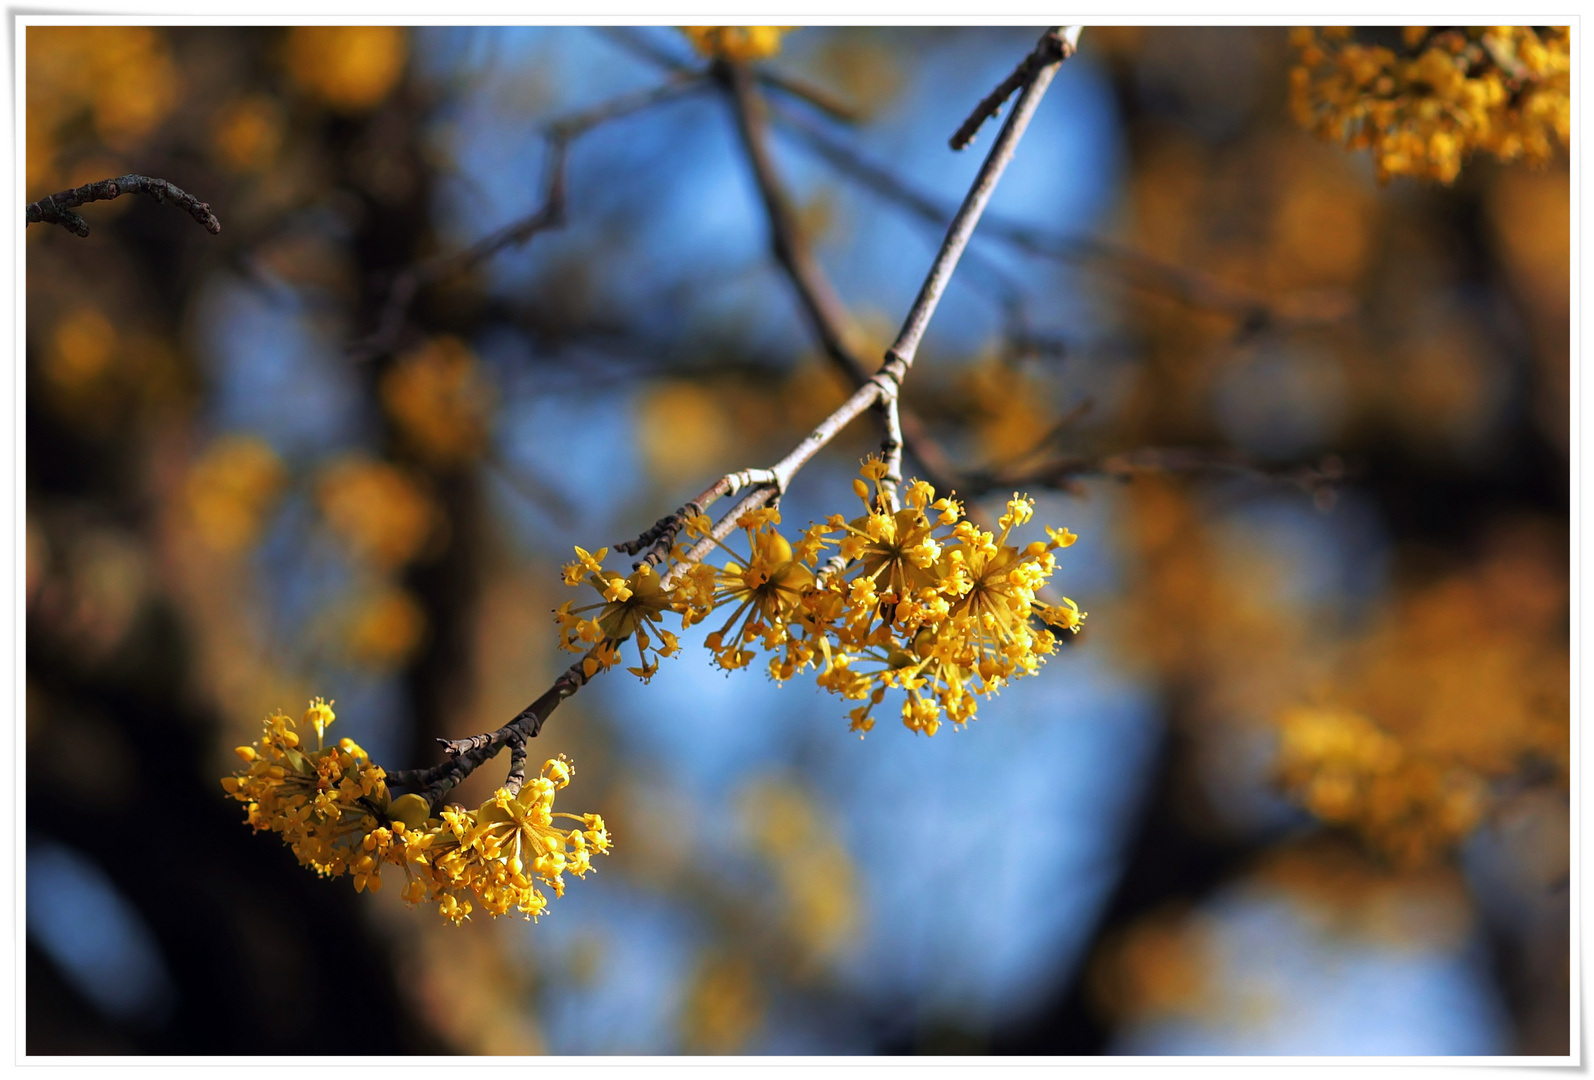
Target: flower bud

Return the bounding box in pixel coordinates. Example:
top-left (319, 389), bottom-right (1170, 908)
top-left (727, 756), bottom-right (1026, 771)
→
top-left (389, 792), bottom-right (432, 829)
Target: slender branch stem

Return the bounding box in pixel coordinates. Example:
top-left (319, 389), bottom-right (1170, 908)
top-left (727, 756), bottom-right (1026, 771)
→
top-left (25, 175), bottom-right (221, 238)
top-left (349, 72), bottom-right (707, 362)
top-left (949, 27), bottom-right (1078, 150)
top-left (878, 383), bottom-right (905, 513)
top-left (964, 446), bottom-right (1347, 505)
top-left (887, 26), bottom-right (1081, 373)
top-left (722, 59), bottom-right (964, 497)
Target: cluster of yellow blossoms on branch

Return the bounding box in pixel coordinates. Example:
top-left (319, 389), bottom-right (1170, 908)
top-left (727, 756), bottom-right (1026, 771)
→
top-left (221, 700), bottom-right (610, 924)
top-left (557, 460), bottom-right (1086, 736)
top-left (1290, 26), bottom-right (1570, 183)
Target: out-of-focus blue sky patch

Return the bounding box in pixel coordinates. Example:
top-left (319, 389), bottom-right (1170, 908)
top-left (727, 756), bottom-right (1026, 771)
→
top-left (1111, 890), bottom-right (1510, 1055)
top-left (27, 836), bottom-right (176, 1025)
top-left (494, 387), bottom-right (643, 544)
top-left (195, 278), bottom-right (363, 458)
top-left (825, 656), bottom-right (1158, 1028)
top-left (523, 877), bottom-right (704, 1054)
top-left (319, 671), bottom-right (408, 769)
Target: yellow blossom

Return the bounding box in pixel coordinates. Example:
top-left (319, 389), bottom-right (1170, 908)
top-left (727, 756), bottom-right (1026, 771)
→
top-left (1291, 26), bottom-right (1569, 184)
top-left (222, 705), bottom-right (610, 923)
top-left (680, 27), bottom-right (793, 62)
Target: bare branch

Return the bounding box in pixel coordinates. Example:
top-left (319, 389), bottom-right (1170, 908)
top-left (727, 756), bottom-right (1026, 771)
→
top-left (25, 174), bottom-right (221, 238)
top-left (722, 59), bottom-right (964, 498)
top-left (386, 655), bottom-right (594, 807)
top-left (501, 732), bottom-right (529, 796)
top-left (349, 72), bottom-right (708, 363)
top-left (878, 381), bottom-right (905, 513)
top-left (756, 67), bottom-right (862, 124)
top-left (772, 97), bottom-right (1355, 333)
top-left (965, 446), bottom-right (1348, 507)
top-left (887, 26), bottom-right (1080, 373)
top-left (949, 26), bottom-right (1079, 150)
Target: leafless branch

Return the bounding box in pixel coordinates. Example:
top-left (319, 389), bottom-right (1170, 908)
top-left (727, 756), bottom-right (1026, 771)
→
top-left (385, 655), bottom-right (593, 807)
top-left (757, 67), bottom-right (863, 124)
top-left (771, 98), bottom-right (1356, 334)
top-left (884, 28), bottom-right (1075, 372)
top-left (348, 71), bottom-right (708, 363)
top-left (721, 59), bottom-right (965, 497)
top-left (949, 26), bottom-right (1079, 150)
top-left (25, 175), bottom-right (221, 238)
top-left (965, 446), bottom-right (1348, 507)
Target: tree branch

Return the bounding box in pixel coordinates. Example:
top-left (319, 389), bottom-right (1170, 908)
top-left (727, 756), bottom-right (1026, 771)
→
top-left (394, 27), bottom-right (1078, 804)
top-left (949, 26), bottom-right (1079, 150)
top-left (965, 446), bottom-right (1348, 507)
top-left (25, 175), bottom-right (221, 238)
top-left (721, 58), bottom-right (965, 498)
top-left (771, 95), bottom-right (1355, 334)
top-left (348, 71), bottom-right (708, 363)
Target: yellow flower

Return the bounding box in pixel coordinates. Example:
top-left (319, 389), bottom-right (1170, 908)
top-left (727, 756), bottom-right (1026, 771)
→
top-left (556, 552), bottom-right (682, 681)
top-left (223, 710), bottom-right (610, 923)
top-left (680, 26), bottom-right (793, 62)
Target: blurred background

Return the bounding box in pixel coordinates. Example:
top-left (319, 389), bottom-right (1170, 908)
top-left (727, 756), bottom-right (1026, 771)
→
top-left (24, 25), bottom-right (1568, 1055)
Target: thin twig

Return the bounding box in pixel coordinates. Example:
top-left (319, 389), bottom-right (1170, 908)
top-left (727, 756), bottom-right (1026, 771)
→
top-left (772, 97), bottom-right (1355, 333)
top-left (349, 72), bottom-right (707, 363)
top-left (887, 26), bottom-right (1081, 373)
top-left (878, 383), bottom-right (905, 513)
top-left (386, 655), bottom-right (594, 806)
top-left (756, 67), bottom-right (863, 124)
top-left (25, 175), bottom-right (221, 238)
top-left (949, 27), bottom-right (1078, 150)
top-left (502, 733), bottom-right (529, 796)
top-left (484, 449), bottom-right (576, 520)
top-left (721, 59), bottom-right (963, 497)
top-left (965, 446), bottom-right (1347, 506)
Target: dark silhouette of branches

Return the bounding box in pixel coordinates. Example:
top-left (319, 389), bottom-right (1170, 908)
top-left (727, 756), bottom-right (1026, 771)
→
top-left (770, 99), bottom-right (1357, 334)
top-left (347, 70), bottom-right (709, 362)
top-left (25, 175), bottom-right (220, 238)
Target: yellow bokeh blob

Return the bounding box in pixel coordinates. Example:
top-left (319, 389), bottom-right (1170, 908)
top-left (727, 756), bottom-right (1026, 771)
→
top-left (285, 26), bottom-right (408, 113)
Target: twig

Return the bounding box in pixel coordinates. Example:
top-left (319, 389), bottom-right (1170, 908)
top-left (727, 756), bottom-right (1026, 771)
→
top-left (348, 71), bottom-right (707, 363)
top-left (25, 175), bottom-right (221, 238)
top-left (386, 655), bottom-right (594, 807)
top-left (501, 732), bottom-right (529, 796)
top-left (757, 67), bottom-right (862, 124)
top-left (886, 27), bottom-right (1078, 373)
top-left (398, 27), bottom-right (1078, 803)
top-left (965, 446), bottom-right (1347, 507)
top-left (878, 383), bottom-right (905, 513)
top-left (949, 26), bottom-right (1079, 150)
top-left (721, 59), bottom-right (964, 498)
top-left (484, 448), bottom-right (576, 520)
top-left (772, 97), bottom-right (1354, 333)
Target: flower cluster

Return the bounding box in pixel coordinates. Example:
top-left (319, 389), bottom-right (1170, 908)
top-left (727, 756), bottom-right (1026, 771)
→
top-left (1290, 26), bottom-right (1570, 183)
top-left (557, 459), bottom-right (1086, 736)
top-left (222, 700), bottom-right (609, 923)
